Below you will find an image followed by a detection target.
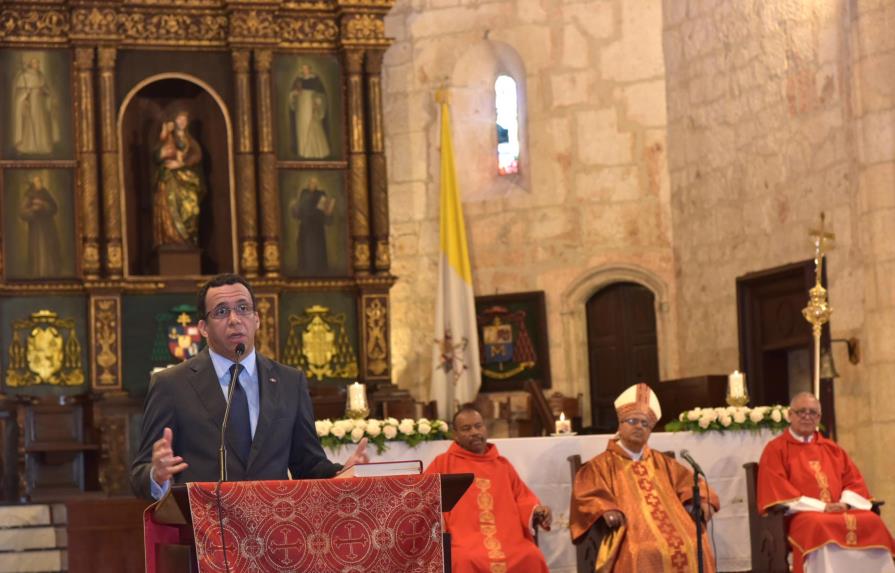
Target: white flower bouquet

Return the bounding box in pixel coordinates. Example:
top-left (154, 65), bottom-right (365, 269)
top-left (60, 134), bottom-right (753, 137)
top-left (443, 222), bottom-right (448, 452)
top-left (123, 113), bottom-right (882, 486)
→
top-left (315, 417), bottom-right (451, 453)
top-left (665, 405), bottom-right (790, 433)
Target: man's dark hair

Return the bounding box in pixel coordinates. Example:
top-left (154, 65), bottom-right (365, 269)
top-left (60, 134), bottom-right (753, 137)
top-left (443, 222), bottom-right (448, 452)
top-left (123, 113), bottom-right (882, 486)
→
top-left (197, 273), bottom-right (257, 318)
top-left (452, 403), bottom-right (482, 428)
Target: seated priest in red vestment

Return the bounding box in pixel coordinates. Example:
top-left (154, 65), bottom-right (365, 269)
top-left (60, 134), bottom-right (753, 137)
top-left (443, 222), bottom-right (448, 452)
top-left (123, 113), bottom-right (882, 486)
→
top-left (570, 383), bottom-right (720, 572)
top-left (424, 404), bottom-right (551, 573)
top-left (757, 391), bottom-right (895, 573)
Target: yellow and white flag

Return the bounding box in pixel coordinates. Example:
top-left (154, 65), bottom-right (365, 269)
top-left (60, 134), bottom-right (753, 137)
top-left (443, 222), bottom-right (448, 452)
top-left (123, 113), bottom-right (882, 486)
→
top-left (432, 92), bottom-right (481, 420)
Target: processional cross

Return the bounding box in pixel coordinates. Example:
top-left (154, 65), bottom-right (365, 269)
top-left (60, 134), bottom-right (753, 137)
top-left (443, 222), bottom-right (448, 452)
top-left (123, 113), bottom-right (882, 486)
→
top-left (802, 213), bottom-right (835, 399)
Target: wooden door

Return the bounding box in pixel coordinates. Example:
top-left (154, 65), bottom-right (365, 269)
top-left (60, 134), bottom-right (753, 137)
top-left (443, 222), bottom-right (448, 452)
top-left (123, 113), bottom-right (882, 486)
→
top-left (737, 260), bottom-right (835, 437)
top-left (586, 282), bottom-right (659, 433)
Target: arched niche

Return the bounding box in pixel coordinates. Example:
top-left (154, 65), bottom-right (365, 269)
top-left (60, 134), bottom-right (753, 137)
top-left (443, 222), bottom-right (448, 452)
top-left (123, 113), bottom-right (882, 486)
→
top-left (118, 74), bottom-right (235, 277)
top-left (450, 39), bottom-right (530, 201)
top-left (560, 265), bottom-right (680, 426)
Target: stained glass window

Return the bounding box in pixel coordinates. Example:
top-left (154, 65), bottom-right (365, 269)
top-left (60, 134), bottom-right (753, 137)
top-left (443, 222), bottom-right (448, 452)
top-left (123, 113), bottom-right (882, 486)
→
top-left (495, 75), bottom-right (520, 175)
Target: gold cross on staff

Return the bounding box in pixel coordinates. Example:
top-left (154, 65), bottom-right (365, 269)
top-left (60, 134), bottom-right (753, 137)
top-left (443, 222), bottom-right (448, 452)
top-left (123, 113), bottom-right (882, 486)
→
top-left (809, 212), bottom-right (835, 285)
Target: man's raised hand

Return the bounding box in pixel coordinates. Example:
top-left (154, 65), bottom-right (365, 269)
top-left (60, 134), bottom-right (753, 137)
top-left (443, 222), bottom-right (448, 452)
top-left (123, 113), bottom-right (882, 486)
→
top-left (151, 427), bottom-right (188, 484)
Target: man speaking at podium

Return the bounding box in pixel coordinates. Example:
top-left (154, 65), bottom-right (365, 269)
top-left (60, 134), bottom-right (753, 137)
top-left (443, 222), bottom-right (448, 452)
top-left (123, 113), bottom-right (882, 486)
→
top-left (130, 273), bottom-right (367, 499)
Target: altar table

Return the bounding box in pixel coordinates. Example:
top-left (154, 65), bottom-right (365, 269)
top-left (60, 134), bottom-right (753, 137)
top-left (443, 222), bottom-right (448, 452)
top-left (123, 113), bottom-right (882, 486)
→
top-left (328, 430), bottom-right (778, 572)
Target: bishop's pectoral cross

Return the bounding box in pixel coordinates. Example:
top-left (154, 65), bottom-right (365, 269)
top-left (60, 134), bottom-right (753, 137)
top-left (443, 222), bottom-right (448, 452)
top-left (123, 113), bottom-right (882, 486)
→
top-left (809, 212), bottom-right (835, 285)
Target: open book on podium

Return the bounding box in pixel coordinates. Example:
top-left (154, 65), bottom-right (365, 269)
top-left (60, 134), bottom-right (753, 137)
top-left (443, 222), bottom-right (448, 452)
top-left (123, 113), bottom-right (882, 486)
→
top-left (337, 459), bottom-right (423, 478)
top-left (145, 473), bottom-right (472, 573)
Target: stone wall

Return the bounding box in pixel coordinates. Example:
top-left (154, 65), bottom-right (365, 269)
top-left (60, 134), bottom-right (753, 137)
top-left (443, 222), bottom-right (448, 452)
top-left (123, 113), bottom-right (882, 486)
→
top-left (664, 0), bottom-right (894, 529)
top-left (382, 0), bottom-right (895, 530)
top-left (382, 0), bottom-right (677, 417)
top-left (850, 0), bottom-right (895, 530)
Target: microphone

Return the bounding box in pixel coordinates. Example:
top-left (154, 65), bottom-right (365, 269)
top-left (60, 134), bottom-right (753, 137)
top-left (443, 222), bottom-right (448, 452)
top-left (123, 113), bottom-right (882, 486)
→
top-left (680, 449), bottom-right (705, 476)
top-left (219, 343), bottom-right (246, 482)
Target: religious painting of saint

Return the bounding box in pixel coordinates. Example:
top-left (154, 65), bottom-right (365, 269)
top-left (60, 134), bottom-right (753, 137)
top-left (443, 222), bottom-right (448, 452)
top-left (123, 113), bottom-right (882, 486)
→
top-left (279, 170), bottom-right (348, 277)
top-left (152, 109), bottom-right (207, 248)
top-left (273, 55), bottom-right (345, 161)
top-left (0, 49), bottom-right (73, 160)
top-left (2, 169), bottom-right (76, 280)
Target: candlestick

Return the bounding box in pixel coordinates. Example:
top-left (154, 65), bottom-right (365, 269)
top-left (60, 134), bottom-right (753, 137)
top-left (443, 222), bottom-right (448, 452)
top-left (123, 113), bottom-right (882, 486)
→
top-left (555, 411), bottom-right (572, 434)
top-left (726, 370), bottom-right (749, 407)
top-left (345, 382), bottom-right (369, 419)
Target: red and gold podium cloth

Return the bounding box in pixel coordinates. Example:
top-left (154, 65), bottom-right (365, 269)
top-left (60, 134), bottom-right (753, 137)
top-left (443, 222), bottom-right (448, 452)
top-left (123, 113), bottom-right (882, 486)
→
top-left (757, 431), bottom-right (895, 573)
top-left (188, 476), bottom-right (443, 573)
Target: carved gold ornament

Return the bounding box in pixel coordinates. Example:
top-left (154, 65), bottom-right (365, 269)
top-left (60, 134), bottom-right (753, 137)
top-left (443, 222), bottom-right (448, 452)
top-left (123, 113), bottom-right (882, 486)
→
top-left (284, 305), bottom-right (357, 380)
top-left (353, 242), bottom-right (370, 268)
top-left (342, 14), bottom-right (386, 43)
top-left (278, 16), bottom-right (339, 48)
top-left (364, 297), bottom-right (388, 377)
top-left (255, 295), bottom-right (278, 360)
top-left (263, 241), bottom-right (281, 271)
top-left (93, 299), bottom-right (120, 387)
top-left (6, 310), bottom-right (84, 387)
top-left (0, 8), bottom-right (69, 42)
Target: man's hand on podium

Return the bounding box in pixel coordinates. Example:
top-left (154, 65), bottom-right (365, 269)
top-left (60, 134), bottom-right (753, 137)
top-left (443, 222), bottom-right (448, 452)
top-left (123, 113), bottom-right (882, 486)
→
top-left (152, 427), bottom-right (189, 484)
top-left (335, 437), bottom-right (370, 478)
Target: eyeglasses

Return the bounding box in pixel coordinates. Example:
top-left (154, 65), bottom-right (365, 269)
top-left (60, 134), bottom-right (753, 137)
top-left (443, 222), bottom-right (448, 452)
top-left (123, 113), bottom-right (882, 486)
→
top-left (791, 408), bottom-right (821, 419)
top-left (622, 418), bottom-right (653, 429)
top-left (206, 303), bottom-right (255, 320)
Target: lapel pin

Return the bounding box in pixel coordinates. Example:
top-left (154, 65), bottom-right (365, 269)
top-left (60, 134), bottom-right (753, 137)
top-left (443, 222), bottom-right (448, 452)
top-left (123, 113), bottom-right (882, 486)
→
top-left (270, 377), bottom-right (277, 384)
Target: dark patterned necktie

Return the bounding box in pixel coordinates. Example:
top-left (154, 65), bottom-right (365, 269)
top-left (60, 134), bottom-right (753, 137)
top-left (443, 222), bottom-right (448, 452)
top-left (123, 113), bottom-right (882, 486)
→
top-left (227, 363), bottom-right (252, 463)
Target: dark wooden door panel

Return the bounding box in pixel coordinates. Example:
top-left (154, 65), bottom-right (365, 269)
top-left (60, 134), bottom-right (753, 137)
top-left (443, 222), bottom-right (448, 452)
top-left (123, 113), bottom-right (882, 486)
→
top-left (586, 283), bottom-right (659, 433)
top-left (737, 260), bottom-right (835, 437)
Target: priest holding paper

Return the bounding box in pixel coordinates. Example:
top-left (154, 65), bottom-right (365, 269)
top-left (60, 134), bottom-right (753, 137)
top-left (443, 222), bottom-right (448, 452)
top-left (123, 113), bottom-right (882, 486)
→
top-left (425, 404), bottom-right (551, 573)
top-left (757, 392), bottom-right (895, 573)
top-left (569, 383), bottom-right (720, 572)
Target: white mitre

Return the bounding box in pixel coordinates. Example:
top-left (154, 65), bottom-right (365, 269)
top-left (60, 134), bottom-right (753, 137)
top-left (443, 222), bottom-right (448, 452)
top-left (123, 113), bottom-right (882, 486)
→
top-left (614, 383), bottom-right (662, 426)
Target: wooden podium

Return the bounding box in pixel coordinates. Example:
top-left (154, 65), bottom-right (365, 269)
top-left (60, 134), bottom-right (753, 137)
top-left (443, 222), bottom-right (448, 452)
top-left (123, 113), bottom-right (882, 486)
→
top-left (147, 473), bottom-right (473, 573)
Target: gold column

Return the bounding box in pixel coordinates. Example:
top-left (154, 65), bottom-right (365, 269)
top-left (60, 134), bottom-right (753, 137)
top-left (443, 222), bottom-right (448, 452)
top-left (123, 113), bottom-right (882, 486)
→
top-left (345, 49), bottom-right (371, 275)
top-left (74, 47), bottom-right (101, 279)
top-left (98, 47), bottom-right (123, 278)
top-left (254, 49), bottom-right (280, 277)
top-left (365, 49), bottom-right (390, 275)
top-left (232, 50), bottom-right (259, 277)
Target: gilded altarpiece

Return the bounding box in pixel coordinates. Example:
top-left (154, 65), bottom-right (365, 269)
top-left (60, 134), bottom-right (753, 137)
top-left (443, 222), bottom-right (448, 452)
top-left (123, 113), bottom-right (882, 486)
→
top-left (0, 0), bottom-right (397, 508)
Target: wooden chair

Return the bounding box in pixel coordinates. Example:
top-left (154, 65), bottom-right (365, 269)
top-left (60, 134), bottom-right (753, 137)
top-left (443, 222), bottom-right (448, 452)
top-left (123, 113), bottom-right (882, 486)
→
top-left (743, 462), bottom-right (885, 573)
top-left (743, 462), bottom-right (789, 573)
top-left (568, 454), bottom-right (605, 573)
top-left (381, 399), bottom-right (417, 420)
top-left (524, 379), bottom-right (555, 436)
top-left (548, 391), bottom-right (583, 433)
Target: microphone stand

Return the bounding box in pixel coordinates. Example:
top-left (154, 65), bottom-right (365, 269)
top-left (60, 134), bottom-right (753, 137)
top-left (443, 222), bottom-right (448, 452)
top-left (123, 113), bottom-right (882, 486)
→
top-left (216, 343), bottom-right (244, 573)
top-left (691, 469), bottom-right (705, 573)
top-left (219, 344), bottom-right (245, 482)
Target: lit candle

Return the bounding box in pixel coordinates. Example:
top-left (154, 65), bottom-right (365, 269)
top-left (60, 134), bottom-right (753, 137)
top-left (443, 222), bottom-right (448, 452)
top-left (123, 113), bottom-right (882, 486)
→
top-left (347, 382), bottom-right (367, 411)
top-left (555, 411), bottom-right (572, 434)
top-left (728, 370), bottom-right (745, 398)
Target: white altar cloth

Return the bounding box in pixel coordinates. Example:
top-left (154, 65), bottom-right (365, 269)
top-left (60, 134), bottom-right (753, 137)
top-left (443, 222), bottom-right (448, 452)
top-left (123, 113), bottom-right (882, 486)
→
top-left (327, 429), bottom-right (778, 572)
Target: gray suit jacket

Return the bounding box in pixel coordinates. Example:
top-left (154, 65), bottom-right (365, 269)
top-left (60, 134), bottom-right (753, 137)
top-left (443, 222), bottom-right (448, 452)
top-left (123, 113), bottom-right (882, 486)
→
top-left (129, 348), bottom-right (339, 499)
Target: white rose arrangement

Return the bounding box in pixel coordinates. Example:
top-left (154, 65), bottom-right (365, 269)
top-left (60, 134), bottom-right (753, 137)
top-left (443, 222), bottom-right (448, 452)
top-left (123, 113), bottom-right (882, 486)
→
top-left (316, 416), bottom-right (451, 452)
top-left (666, 405), bottom-right (791, 433)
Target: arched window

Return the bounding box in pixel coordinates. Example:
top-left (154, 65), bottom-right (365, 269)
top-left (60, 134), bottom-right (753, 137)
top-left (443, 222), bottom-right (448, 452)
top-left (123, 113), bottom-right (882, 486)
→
top-left (495, 74), bottom-right (520, 176)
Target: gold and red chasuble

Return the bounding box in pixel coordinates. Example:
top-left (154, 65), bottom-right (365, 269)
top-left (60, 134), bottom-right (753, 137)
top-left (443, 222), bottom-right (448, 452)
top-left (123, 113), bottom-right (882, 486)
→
top-left (570, 439), bottom-right (719, 573)
top-left (425, 442), bottom-right (549, 573)
top-left (757, 431), bottom-right (895, 573)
